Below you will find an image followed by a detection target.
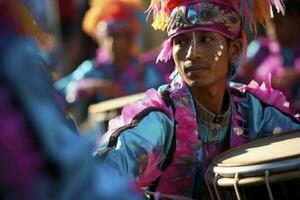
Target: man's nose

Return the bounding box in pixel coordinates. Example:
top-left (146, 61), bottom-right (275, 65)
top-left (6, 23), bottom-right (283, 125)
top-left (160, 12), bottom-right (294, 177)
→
top-left (186, 39), bottom-right (203, 61)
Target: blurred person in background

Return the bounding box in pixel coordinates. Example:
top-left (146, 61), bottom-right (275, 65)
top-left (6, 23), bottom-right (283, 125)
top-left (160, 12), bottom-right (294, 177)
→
top-left (236, 0), bottom-right (300, 113)
top-left (0, 1), bottom-right (142, 199)
top-left (55, 0), bottom-right (173, 127)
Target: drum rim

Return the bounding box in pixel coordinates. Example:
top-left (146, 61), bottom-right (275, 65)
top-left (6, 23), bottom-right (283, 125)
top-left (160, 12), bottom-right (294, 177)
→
top-left (209, 170), bottom-right (300, 187)
top-left (213, 129), bottom-right (300, 167)
top-left (213, 156), bottom-right (300, 177)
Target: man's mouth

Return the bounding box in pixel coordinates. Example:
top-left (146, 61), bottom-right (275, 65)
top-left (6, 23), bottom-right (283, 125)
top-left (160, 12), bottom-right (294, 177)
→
top-left (184, 65), bottom-right (210, 73)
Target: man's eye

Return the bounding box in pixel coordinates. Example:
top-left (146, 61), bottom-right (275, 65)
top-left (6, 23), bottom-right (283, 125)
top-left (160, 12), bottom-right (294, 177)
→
top-left (200, 37), bottom-right (213, 43)
top-left (173, 40), bottom-right (181, 45)
top-left (173, 37), bottom-right (189, 46)
top-left (174, 39), bottom-right (185, 45)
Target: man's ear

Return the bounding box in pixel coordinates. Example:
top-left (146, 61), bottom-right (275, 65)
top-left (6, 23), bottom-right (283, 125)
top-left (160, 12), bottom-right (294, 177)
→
top-left (228, 38), bottom-right (242, 64)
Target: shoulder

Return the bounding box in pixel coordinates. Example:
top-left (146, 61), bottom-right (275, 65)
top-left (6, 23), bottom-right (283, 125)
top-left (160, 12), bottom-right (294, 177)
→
top-left (157, 84), bottom-right (170, 93)
top-left (229, 81), bottom-right (300, 140)
top-left (229, 80), bottom-right (300, 123)
top-left (121, 88), bottom-right (172, 125)
top-left (230, 80), bottom-right (289, 112)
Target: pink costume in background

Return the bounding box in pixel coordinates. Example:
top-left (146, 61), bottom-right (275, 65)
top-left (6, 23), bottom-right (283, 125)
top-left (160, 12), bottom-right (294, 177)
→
top-left (237, 36), bottom-right (300, 113)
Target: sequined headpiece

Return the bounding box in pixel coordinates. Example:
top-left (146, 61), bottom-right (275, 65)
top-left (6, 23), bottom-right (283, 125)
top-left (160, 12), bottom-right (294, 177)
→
top-left (167, 1), bottom-right (242, 40)
top-left (147, 0), bottom-right (285, 63)
top-left (148, 0), bottom-right (285, 38)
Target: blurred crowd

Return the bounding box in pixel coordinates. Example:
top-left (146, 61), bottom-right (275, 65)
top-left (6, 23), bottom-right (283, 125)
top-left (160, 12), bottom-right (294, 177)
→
top-left (235, 4), bottom-right (300, 113)
top-left (0, 0), bottom-right (300, 199)
top-left (54, 0), bottom-right (174, 130)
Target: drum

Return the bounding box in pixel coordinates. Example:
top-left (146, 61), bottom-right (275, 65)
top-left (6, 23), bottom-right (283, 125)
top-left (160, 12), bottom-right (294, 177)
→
top-left (88, 92), bottom-right (145, 122)
top-left (205, 129), bottom-right (300, 200)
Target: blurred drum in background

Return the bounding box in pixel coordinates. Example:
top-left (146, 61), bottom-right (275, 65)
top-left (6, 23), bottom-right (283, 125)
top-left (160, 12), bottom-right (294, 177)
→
top-left (88, 92), bottom-right (145, 128)
top-left (205, 129), bottom-right (300, 200)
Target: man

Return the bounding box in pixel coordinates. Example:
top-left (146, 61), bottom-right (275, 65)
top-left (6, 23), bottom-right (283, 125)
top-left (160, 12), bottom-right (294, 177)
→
top-left (94, 0), bottom-right (300, 199)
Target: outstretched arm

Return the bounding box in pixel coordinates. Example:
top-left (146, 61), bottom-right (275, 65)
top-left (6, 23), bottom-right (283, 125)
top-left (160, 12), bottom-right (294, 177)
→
top-left (95, 111), bottom-right (174, 186)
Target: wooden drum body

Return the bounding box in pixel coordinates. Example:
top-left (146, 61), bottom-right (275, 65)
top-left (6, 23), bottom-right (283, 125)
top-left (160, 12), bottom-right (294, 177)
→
top-left (205, 130), bottom-right (300, 200)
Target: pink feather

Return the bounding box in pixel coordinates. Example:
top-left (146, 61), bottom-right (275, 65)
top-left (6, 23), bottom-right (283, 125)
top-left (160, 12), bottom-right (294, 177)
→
top-left (237, 75), bottom-right (299, 123)
top-left (156, 38), bottom-right (173, 63)
top-left (134, 150), bottom-right (163, 190)
top-left (122, 88), bottom-right (171, 124)
top-left (271, 0), bottom-right (285, 15)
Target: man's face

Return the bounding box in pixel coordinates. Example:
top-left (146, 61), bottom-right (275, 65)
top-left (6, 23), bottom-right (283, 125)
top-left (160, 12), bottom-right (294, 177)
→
top-left (172, 31), bottom-right (230, 88)
top-left (96, 22), bottom-right (133, 59)
top-left (101, 32), bottom-right (133, 59)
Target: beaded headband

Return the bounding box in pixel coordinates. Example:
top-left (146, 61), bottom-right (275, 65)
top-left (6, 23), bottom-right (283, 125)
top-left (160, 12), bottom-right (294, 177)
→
top-left (167, 1), bottom-right (242, 39)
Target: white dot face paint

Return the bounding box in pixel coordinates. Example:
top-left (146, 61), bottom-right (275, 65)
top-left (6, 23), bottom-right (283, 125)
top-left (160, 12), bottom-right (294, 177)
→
top-left (214, 41), bottom-right (224, 62)
top-left (212, 40), bottom-right (224, 80)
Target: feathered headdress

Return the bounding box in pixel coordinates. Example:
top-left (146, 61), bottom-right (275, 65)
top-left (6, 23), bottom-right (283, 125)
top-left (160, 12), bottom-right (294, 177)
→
top-left (148, 0), bottom-right (285, 64)
top-left (147, 0), bottom-right (285, 36)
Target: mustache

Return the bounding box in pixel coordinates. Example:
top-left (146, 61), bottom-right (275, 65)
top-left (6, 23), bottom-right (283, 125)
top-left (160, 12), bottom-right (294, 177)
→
top-left (184, 60), bottom-right (212, 68)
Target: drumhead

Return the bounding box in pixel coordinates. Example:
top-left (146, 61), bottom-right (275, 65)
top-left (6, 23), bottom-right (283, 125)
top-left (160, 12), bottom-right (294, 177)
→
top-left (206, 130), bottom-right (300, 197)
top-left (213, 130), bottom-right (300, 168)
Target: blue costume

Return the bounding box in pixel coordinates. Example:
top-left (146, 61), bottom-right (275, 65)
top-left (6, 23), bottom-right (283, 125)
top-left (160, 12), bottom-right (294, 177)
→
top-left (94, 73), bottom-right (300, 198)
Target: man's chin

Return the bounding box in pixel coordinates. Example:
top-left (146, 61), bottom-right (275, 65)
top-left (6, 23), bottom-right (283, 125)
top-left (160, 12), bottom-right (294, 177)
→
top-left (185, 78), bottom-right (214, 88)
